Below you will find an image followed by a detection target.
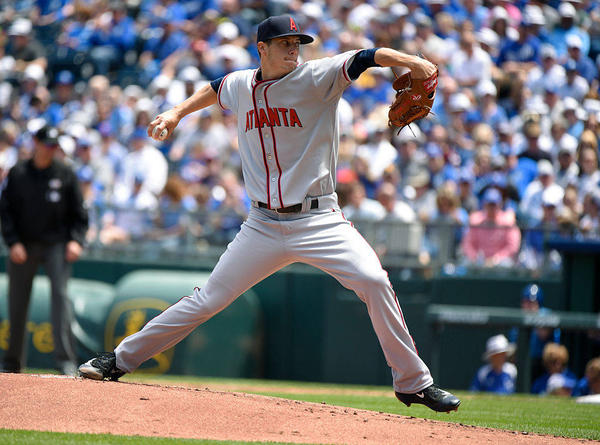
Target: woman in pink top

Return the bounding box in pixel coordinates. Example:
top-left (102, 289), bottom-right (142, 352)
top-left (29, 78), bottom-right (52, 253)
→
top-left (461, 188), bottom-right (521, 267)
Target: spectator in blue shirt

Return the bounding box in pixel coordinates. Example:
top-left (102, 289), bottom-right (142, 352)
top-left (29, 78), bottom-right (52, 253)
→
top-left (547, 2), bottom-right (590, 61)
top-left (565, 34), bottom-right (598, 84)
top-left (471, 334), bottom-right (517, 394)
top-left (509, 284), bottom-right (562, 381)
top-left (531, 342), bottom-right (577, 394)
top-left (545, 372), bottom-right (577, 396)
top-left (426, 142), bottom-right (457, 190)
top-left (497, 20), bottom-right (542, 73)
top-left (88, 2), bottom-right (136, 74)
top-left (460, 0), bottom-right (488, 31)
top-left (46, 70), bottom-right (80, 126)
top-left (573, 357), bottom-right (600, 397)
top-left (143, 20), bottom-right (190, 62)
top-left (466, 80), bottom-right (508, 132)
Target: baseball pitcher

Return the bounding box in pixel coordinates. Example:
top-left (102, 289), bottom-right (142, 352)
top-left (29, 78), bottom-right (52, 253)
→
top-left (79, 15), bottom-right (460, 413)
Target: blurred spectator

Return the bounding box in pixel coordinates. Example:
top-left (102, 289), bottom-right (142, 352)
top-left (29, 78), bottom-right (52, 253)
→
top-left (408, 168), bottom-right (438, 222)
top-left (554, 134), bottom-right (580, 188)
top-left (525, 44), bottom-right (566, 96)
top-left (508, 284), bottom-right (561, 383)
top-left (205, 169), bottom-right (250, 244)
top-left (558, 59), bottom-right (590, 101)
top-left (355, 122), bottom-right (397, 186)
top-left (375, 181), bottom-right (416, 224)
top-left (461, 188), bottom-right (521, 267)
top-left (425, 142), bottom-right (457, 189)
top-left (373, 181), bottom-right (421, 259)
top-left (0, 121), bottom-right (19, 181)
top-left (547, 2), bottom-right (590, 61)
top-left (498, 131), bottom-right (538, 200)
top-left (170, 107), bottom-right (229, 163)
top-left (577, 146), bottom-right (600, 201)
top-left (520, 186), bottom-right (565, 270)
top-left (579, 191), bottom-right (600, 238)
top-left (394, 126), bottom-right (427, 191)
top-left (342, 181), bottom-right (385, 221)
top-left (467, 80), bottom-right (508, 132)
top-left (562, 183), bottom-right (583, 224)
top-left (88, 2), bottom-right (136, 75)
top-left (5, 17), bottom-right (47, 71)
top-left (147, 174), bottom-right (198, 249)
top-left (112, 128), bottom-right (168, 208)
top-left (496, 13), bottom-right (542, 75)
top-left (546, 372), bottom-right (577, 396)
top-left (562, 97), bottom-right (585, 139)
top-left (99, 173), bottom-right (154, 245)
top-left (565, 34), bottom-right (598, 84)
top-left (46, 70), bottom-right (79, 126)
top-left (423, 182), bottom-right (468, 262)
top-left (573, 357), bottom-right (600, 397)
top-left (457, 168), bottom-right (478, 214)
top-left (462, 0), bottom-right (489, 31)
top-left (519, 159), bottom-right (564, 225)
top-left (518, 116), bottom-right (553, 163)
top-left (531, 342), bottom-right (577, 395)
top-left (449, 30), bottom-right (493, 88)
top-left (412, 13), bottom-right (449, 66)
top-left (470, 334), bottom-right (517, 394)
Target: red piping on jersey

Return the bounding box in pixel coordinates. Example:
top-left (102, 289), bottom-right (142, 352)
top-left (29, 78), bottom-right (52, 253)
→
top-left (217, 73), bottom-right (233, 110)
top-left (263, 82), bottom-right (284, 208)
top-left (341, 55), bottom-right (352, 83)
top-left (251, 79), bottom-right (277, 209)
top-left (341, 49), bottom-right (363, 83)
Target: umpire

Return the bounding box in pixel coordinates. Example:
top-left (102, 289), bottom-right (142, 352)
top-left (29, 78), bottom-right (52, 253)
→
top-left (0, 125), bottom-right (88, 375)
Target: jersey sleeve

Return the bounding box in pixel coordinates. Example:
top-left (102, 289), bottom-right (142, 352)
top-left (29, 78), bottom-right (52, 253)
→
top-left (308, 50), bottom-right (362, 101)
top-left (216, 71), bottom-right (242, 112)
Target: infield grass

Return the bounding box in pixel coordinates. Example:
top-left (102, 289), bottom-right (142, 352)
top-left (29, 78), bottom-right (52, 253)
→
top-left (8, 370), bottom-right (600, 443)
top-left (0, 430), bottom-right (300, 445)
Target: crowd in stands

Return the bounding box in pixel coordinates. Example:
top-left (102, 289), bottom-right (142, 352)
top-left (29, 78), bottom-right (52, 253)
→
top-left (1, 0), bottom-right (600, 271)
top-left (471, 332), bottom-right (600, 397)
top-left (470, 283), bottom-right (600, 397)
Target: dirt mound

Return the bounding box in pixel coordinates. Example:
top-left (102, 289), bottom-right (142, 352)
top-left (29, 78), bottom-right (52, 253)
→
top-left (0, 374), bottom-right (587, 444)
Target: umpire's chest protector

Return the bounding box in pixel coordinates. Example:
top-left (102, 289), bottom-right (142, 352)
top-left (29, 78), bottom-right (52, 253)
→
top-left (216, 50), bottom-right (360, 206)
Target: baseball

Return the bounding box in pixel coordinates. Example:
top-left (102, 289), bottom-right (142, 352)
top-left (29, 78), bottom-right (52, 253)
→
top-left (159, 129), bottom-right (168, 140)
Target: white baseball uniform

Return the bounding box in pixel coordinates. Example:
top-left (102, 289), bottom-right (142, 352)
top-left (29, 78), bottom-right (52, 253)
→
top-left (115, 50), bottom-right (433, 393)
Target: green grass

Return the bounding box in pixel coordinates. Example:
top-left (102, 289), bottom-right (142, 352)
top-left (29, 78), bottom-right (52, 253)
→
top-left (8, 371), bottom-right (600, 443)
top-left (0, 430), bottom-right (300, 445)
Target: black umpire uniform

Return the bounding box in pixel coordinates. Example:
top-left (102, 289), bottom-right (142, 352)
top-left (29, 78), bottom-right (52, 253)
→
top-left (0, 126), bottom-right (88, 374)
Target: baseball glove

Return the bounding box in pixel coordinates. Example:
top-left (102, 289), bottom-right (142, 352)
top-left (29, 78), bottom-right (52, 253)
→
top-left (388, 68), bottom-right (438, 131)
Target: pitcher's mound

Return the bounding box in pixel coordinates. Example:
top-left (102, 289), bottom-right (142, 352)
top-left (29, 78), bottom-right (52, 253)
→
top-left (0, 374), bottom-right (585, 444)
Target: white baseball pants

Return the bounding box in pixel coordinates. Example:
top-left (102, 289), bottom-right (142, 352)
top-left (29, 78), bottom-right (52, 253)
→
top-left (115, 195), bottom-right (433, 393)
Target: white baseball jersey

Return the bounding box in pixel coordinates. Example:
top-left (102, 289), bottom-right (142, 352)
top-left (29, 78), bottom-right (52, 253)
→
top-left (115, 50), bottom-right (433, 394)
top-left (216, 50), bottom-right (360, 208)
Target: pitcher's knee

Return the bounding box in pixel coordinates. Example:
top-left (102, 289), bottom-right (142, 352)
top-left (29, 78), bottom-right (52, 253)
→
top-left (356, 270), bottom-right (392, 295)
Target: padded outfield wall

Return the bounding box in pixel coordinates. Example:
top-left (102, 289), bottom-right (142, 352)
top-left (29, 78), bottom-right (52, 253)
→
top-left (0, 255), bottom-right (597, 390)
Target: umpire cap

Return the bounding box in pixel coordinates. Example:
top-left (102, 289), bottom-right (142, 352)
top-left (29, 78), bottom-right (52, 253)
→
top-left (257, 15), bottom-right (314, 44)
top-left (34, 125), bottom-right (59, 146)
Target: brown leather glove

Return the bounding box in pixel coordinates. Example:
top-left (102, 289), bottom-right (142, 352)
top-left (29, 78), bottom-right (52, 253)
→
top-left (388, 68), bottom-right (438, 131)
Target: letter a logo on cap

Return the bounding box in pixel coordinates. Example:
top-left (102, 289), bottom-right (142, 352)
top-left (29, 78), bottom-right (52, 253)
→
top-left (289, 17), bottom-right (298, 31)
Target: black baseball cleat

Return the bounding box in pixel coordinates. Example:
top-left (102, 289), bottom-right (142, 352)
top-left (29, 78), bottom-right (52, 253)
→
top-left (395, 384), bottom-right (461, 413)
top-left (78, 352), bottom-right (125, 381)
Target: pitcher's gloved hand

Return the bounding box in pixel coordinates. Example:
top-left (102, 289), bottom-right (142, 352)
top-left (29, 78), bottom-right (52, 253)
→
top-left (388, 67), bottom-right (438, 132)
